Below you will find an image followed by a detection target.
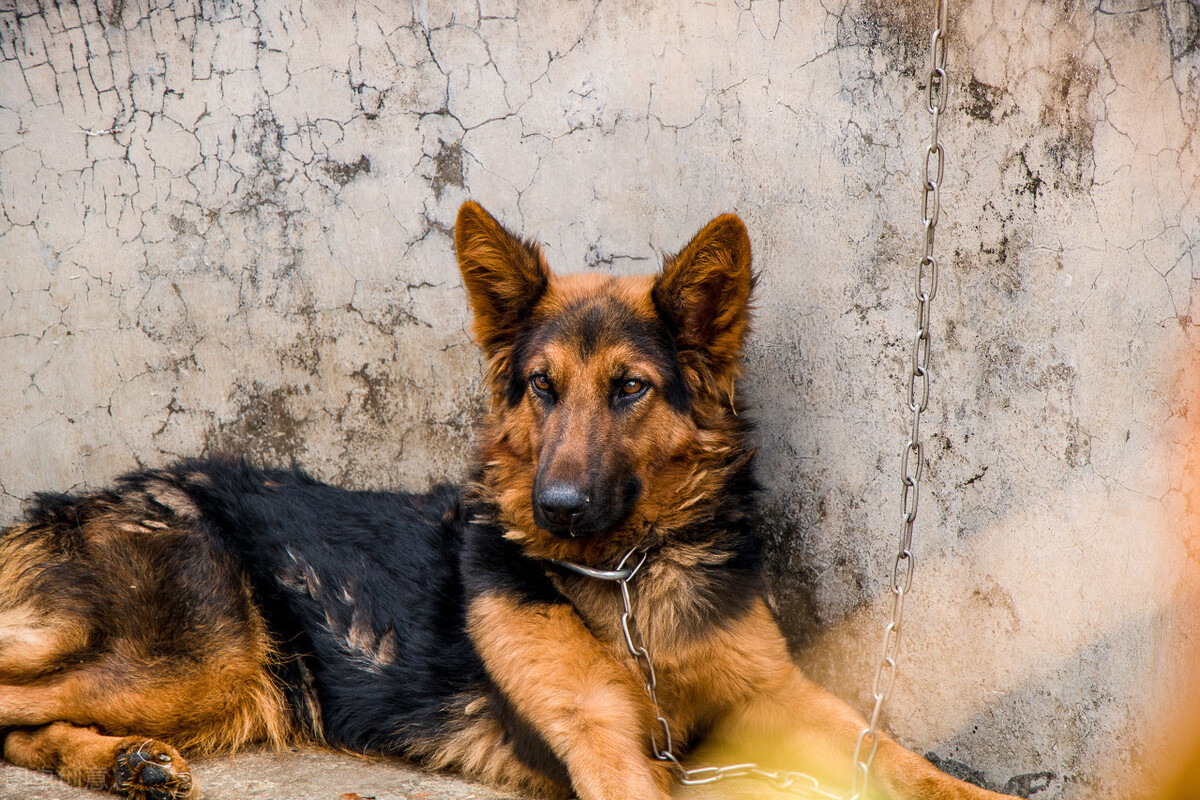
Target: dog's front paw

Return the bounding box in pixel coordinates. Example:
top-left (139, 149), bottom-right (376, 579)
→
top-left (113, 738), bottom-right (195, 800)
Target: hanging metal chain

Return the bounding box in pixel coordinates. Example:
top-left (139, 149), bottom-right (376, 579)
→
top-left (548, 7), bottom-right (952, 798)
top-left (552, 550), bottom-right (842, 800)
top-left (847, 1), bottom-right (949, 798)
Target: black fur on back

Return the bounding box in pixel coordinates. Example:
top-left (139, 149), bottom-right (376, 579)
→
top-left (117, 458), bottom-right (487, 753)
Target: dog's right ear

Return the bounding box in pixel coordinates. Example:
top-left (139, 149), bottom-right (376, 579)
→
top-left (455, 201), bottom-right (550, 357)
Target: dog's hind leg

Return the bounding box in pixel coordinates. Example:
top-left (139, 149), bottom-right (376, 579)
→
top-left (0, 492), bottom-right (295, 797)
top-left (0, 681), bottom-right (196, 796)
top-left (4, 722), bottom-right (194, 800)
top-left (0, 606), bottom-right (90, 681)
top-left (0, 681), bottom-right (71, 727)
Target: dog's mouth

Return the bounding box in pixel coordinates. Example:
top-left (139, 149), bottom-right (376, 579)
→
top-left (547, 528), bottom-right (593, 540)
top-left (531, 507), bottom-right (603, 540)
top-left (544, 524), bottom-right (597, 540)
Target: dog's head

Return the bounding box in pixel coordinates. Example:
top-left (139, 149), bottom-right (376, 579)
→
top-left (455, 201), bottom-right (754, 561)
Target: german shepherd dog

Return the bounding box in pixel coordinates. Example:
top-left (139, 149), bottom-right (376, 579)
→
top-left (0, 202), bottom-right (1016, 800)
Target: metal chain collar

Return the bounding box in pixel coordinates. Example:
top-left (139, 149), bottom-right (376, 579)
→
top-left (550, 4), bottom-right (951, 797)
top-left (847, 0), bottom-right (949, 797)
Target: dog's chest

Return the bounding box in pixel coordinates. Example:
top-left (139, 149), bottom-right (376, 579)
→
top-left (555, 567), bottom-right (743, 734)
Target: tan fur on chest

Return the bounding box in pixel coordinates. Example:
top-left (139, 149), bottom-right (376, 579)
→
top-left (549, 558), bottom-right (796, 747)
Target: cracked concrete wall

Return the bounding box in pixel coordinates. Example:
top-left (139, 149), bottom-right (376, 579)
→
top-left (0, 0), bottom-right (1197, 797)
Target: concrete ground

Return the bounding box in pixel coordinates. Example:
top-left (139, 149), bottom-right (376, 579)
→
top-left (0, 747), bottom-right (781, 800)
top-left (0, 747), bottom-right (517, 800)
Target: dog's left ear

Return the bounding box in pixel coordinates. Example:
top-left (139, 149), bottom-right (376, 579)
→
top-left (653, 214), bottom-right (754, 389)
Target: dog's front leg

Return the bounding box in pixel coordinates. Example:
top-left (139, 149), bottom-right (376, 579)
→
top-left (714, 668), bottom-right (1017, 800)
top-left (468, 591), bottom-right (674, 800)
top-left (699, 599), bottom-right (1017, 800)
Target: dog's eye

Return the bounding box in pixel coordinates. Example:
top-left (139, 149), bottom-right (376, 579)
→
top-left (530, 374), bottom-right (553, 394)
top-left (619, 379), bottom-right (646, 397)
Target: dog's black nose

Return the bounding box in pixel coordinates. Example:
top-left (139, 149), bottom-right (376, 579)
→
top-left (536, 483), bottom-right (589, 529)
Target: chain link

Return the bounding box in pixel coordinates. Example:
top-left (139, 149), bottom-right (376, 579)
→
top-left (553, 549), bottom-right (841, 799)
top-left (847, 1), bottom-right (949, 798)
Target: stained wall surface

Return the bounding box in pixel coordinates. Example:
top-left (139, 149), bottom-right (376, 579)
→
top-left (1, 1), bottom-right (1197, 797)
